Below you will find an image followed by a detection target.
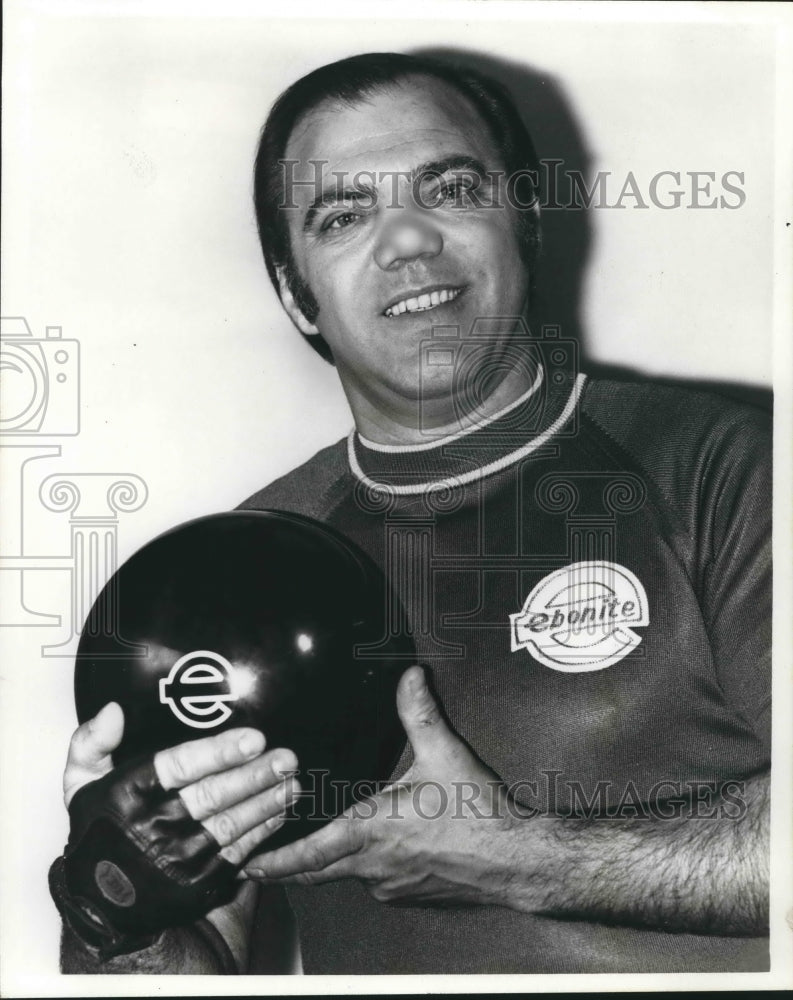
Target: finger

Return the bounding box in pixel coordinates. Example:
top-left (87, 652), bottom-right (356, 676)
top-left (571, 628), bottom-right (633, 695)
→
top-left (179, 748), bottom-right (298, 821)
top-left (228, 818), bottom-right (286, 870)
top-left (242, 812), bottom-right (362, 880)
top-left (244, 854), bottom-right (358, 886)
top-left (219, 778), bottom-right (302, 867)
top-left (203, 774), bottom-right (300, 852)
top-left (397, 666), bottom-right (460, 763)
top-left (154, 728), bottom-right (265, 791)
top-left (64, 702), bottom-right (125, 807)
top-left (66, 702), bottom-right (125, 770)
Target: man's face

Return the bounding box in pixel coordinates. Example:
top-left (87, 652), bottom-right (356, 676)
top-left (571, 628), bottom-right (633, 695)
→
top-left (280, 77), bottom-right (531, 427)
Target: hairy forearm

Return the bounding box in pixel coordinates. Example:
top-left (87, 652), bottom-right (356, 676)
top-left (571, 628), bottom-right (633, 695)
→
top-left (506, 773), bottom-right (769, 935)
top-left (60, 921), bottom-right (225, 974)
top-left (59, 881), bottom-right (259, 974)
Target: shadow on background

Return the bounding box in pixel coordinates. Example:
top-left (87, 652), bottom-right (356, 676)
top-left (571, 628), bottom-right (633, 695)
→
top-left (414, 46), bottom-right (772, 414)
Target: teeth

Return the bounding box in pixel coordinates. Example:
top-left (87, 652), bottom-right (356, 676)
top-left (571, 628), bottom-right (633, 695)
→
top-left (385, 287), bottom-right (461, 318)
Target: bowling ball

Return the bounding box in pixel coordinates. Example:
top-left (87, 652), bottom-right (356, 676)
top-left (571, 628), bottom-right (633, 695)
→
top-left (75, 509), bottom-right (413, 852)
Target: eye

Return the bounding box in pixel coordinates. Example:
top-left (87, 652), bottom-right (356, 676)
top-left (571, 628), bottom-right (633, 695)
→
top-left (322, 211), bottom-right (360, 232)
top-left (439, 179), bottom-right (472, 202)
top-left (421, 175), bottom-right (478, 209)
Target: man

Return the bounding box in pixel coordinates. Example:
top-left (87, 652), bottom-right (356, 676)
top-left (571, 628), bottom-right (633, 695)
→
top-left (53, 52), bottom-right (771, 975)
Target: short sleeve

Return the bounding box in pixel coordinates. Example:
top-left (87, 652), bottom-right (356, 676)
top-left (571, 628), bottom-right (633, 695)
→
top-left (699, 410), bottom-right (772, 754)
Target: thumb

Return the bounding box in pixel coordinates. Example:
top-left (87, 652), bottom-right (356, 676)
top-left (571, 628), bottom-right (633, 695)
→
top-left (64, 702), bottom-right (125, 806)
top-left (397, 666), bottom-right (460, 765)
top-left (86, 701), bottom-right (125, 756)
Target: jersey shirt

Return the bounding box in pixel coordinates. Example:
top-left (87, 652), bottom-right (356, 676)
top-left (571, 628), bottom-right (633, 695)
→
top-left (240, 373), bottom-right (771, 974)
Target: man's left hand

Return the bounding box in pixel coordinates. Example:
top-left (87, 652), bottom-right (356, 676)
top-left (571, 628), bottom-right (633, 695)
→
top-left (241, 665), bottom-right (526, 908)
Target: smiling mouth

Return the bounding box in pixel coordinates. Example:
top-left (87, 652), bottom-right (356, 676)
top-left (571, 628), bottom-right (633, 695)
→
top-left (383, 286), bottom-right (464, 318)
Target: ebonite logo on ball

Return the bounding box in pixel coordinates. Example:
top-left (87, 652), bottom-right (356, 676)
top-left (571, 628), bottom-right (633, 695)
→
top-left (159, 650), bottom-right (239, 729)
top-left (510, 562), bottom-right (649, 672)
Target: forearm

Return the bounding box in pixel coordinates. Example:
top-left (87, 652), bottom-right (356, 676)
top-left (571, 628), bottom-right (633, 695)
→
top-left (60, 881), bottom-right (258, 974)
top-left (60, 920), bottom-right (229, 974)
top-left (505, 773), bottom-right (769, 936)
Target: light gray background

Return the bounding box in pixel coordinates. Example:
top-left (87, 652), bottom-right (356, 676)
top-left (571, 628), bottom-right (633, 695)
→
top-left (1, 1), bottom-right (790, 994)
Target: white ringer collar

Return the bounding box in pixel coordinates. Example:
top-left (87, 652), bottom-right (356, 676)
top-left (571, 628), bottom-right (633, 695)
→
top-left (356, 362), bottom-right (545, 454)
top-left (348, 373), bottom-right (587, 496)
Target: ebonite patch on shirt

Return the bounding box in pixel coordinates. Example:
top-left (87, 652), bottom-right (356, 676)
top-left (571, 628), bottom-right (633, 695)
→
top-left (510, 561), bottom-right (649, 671)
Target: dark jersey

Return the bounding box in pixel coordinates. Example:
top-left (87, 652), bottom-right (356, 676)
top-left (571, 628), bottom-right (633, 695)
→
top-left (240, 375), bottom-right (771, 974)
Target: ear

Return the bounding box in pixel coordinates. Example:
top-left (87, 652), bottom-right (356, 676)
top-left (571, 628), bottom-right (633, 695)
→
top-left (276, 267), bottom-right (320, 337)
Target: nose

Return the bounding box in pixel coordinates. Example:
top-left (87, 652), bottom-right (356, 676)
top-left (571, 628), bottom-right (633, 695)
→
top-left (373, 212), bottom-right (443, 271)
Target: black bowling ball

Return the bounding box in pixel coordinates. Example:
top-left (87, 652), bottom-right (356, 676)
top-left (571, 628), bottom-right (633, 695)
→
top-left (75, 510), bottom-right (412, 851)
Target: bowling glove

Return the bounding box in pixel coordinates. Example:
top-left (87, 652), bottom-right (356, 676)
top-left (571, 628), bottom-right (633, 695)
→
top-left (49, 754), bottom-right (237, 962)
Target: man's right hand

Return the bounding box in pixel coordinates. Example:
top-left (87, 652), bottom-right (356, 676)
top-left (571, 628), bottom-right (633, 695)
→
top-left (55, 702), bottom-right (299, 965)
top-left (64, 702), bottom-right (299, 865)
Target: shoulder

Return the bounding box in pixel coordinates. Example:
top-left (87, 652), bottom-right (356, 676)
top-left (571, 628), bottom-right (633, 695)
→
top-left (581, 376), bottom-right (770, 469)
top-left (580, 377), bottom-right (771, 544)
top-left (236, 438), bottom-right (349, 519)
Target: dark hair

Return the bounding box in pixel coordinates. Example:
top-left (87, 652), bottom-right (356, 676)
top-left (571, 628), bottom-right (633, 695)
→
top-left (253, 52), bottom-right (541, 363)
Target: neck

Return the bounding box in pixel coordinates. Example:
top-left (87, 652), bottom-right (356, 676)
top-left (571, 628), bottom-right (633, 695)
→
top-left (344, 363), bottom-right (539, 446)
top-left (347, 368), bottom-right (587, 496)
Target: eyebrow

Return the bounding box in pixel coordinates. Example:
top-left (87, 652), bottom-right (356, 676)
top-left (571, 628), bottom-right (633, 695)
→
top-left (301, 154), bottom-right (488, 231)
top-left (303, 180), bottom-right (378, 232)
top-left (412, 155), bottom-right (488, 183)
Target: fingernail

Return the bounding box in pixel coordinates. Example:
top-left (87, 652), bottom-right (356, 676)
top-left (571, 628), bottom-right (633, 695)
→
top-left (245, 867), bottom-right (264, 878)
top-left (279, 777), bottom-right (297, 803)
top-left (274, 755), bottom-right (297, 778)
top-left (267, 814), bottom-right (285, 833)
top-left (239, 731), bottom-right (264, 756)
top-left (409, 666), bottom-right (426, 692)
